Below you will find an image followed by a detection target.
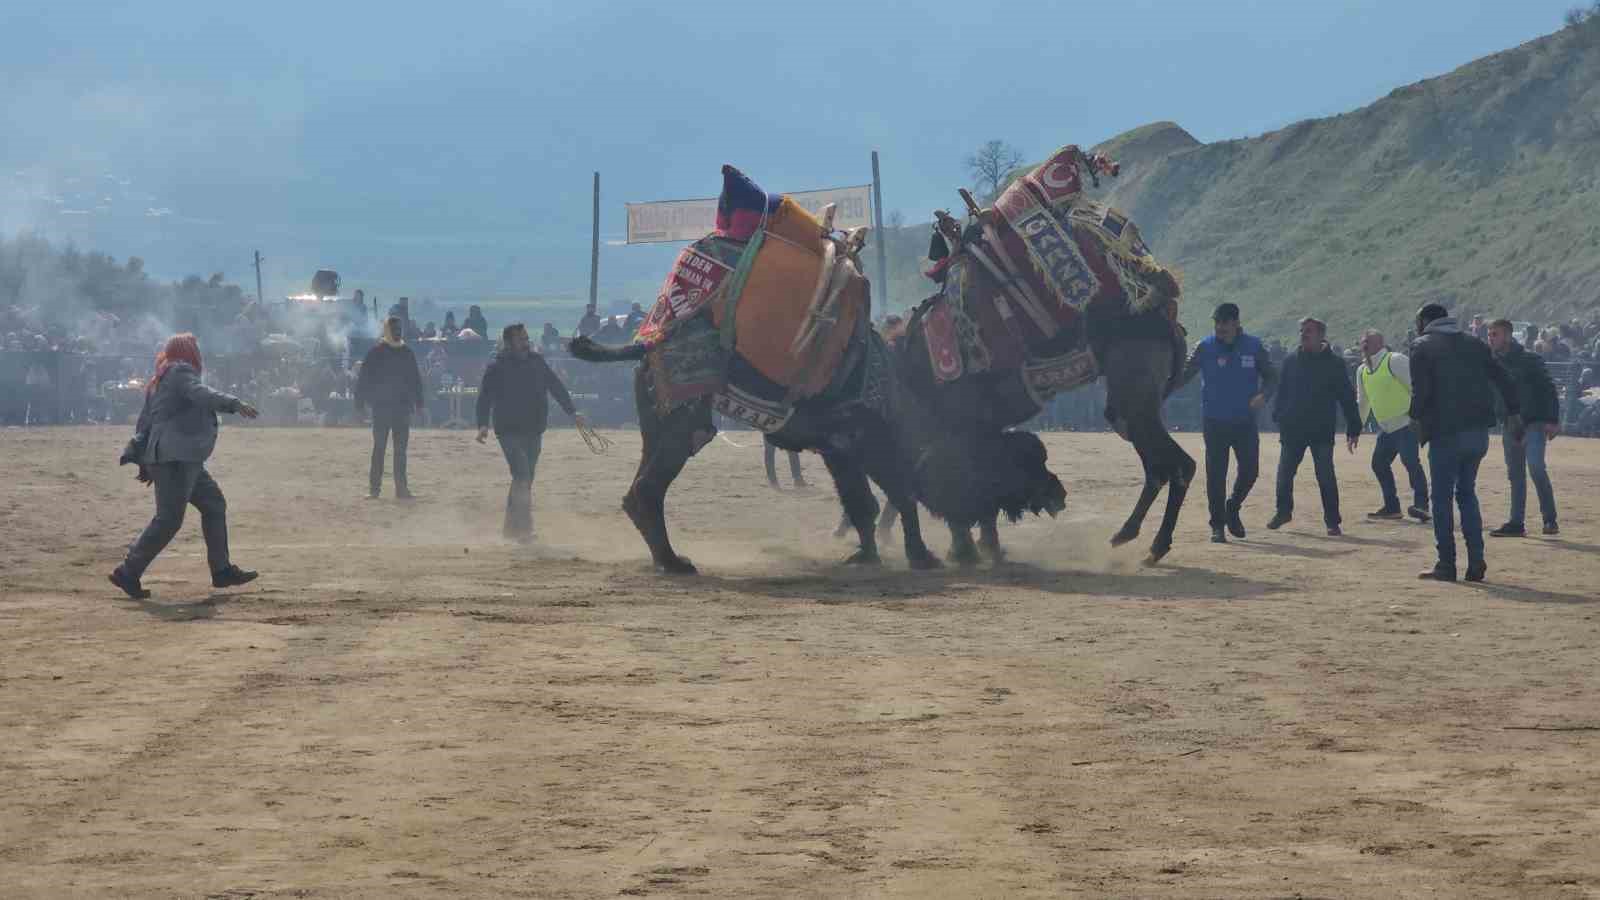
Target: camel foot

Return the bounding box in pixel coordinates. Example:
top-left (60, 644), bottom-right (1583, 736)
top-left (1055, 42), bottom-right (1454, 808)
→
top-left (907, 552), bottom-right (944, 571)
top-left (1143, 541), bottom-right (1172, 566)
top-left (843, 549), bottom-right (882, 567)
top-left (1110, 527), bottom-right (1140, 547)
top-left (947, 544), bottom-right (981, 568)
top-left (982, 546), bottom-right (1007, 564)
top-left (654, 555), bottom-right (698, 575)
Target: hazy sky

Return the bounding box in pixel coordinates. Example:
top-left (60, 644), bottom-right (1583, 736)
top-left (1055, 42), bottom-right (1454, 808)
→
top-left (0, 0), bottom-right (1580, 305)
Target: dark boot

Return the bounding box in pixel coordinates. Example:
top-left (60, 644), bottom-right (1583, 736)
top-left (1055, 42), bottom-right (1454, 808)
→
top-left (109, 567), bottom-right (151, 600)
top-left (1464, 560), bottom-right (1487, 583)
top-left (212, 565), bottom-right (259, 589)
top-left (1417, 563), bottom-right (1457, 582)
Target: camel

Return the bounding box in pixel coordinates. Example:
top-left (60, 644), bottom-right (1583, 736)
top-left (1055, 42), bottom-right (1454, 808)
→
top-left (898, 145), bottom-right (1194, 564)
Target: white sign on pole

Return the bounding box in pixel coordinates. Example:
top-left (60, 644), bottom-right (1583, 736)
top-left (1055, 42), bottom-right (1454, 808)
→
top-left (625, 184), bottom-right (874, 244)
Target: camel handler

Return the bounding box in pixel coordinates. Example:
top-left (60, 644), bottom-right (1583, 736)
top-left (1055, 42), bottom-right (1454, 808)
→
top-left (475, 323), bottom-right (588, 542)
top-left (1355, 329), bottom-right (1429, 522)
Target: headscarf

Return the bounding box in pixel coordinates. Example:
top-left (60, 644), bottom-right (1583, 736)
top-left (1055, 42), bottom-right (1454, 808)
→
top-left (148, 333), bottom-right (202, 394)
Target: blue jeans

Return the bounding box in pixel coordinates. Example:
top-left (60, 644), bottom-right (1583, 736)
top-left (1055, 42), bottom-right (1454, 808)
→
top-left (497, 431), bottom-right (544, 536)
top-left (1503, 428), bottom-right (1557, 528)
top-left (1372, 426), bottom-right (1428, 510)
top-left (1427, 428), bottom-right (1489, 568)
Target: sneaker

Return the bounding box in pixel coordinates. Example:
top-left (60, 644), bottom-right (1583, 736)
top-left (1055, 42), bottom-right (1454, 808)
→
top-left (1489, 523), bottom-right (1525, 538)
top-left (1543, 523), bottom-right (1560, 536)
top-left (1226, 502), bottom-right (1246, 539)
top-left (1464, 561), bottom-right (1487, 583)
top-left (1326, 525), bottom-right (1343, 536)
top-left (1418, 564), bottom-right (1457, 582)
top-left (395, 489), bottom-right (416, 501)
top-left (212, 565), bottom-right (259, 589)
top-left (1407, 505), bottom-right (1431, 523)
top-left (1211, 526), bottom-right (1227, 544)
top-left (108, 568), bottom-right (151, 600)
top-left (1266, 513), bottom-right (1291, 530)
top-left (366, 490), bottom-right (380, 500)
top-left (1367, 507), bottom-right (1403, 519)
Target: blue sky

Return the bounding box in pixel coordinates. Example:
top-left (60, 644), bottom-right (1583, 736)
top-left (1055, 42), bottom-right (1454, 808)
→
top-left (0, 0), bottom-right (1580, 306)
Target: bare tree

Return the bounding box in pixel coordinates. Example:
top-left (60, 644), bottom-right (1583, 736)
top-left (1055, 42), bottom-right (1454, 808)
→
top-left (886, 209), bottom-right (906, 230)
top-left (965, 140), bottom-right (1025, 203)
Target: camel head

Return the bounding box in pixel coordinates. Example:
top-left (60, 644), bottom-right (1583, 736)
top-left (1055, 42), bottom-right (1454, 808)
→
top-left (992, 431), bottom-right (1066, 522)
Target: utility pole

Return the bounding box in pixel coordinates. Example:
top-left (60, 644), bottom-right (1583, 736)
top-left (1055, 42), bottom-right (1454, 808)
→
top-left (589, 171), bottom-right (601, 316)
top-left (253, 250), bottom-right (265, 305)
top-left (871, 151), bottom-right (888, 310)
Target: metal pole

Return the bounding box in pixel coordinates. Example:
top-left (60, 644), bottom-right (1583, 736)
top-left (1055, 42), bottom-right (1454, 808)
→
top-left (589, 171), bottom-right (601, 316)
top-left (253, 250), bottom-right (265, 305)
top-left (871, 151), bottom-right (888, 310)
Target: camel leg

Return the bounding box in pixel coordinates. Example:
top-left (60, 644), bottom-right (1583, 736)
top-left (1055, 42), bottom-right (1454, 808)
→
top-left (1102, 336), bottom-right (1191, 563)
top-left (1146, 434), bottom-right (1197, 566)
top-left (621, 373), bottom-right (702, 574)
top-left (947, 521), bottom-right (980, 567)
top-left (821, 450), bottom-right (882, 566)
top-left (979, 515), bottom-right (1007, 563)
top-left (857, 430), bottom-right (941, 570)
top-left (1111, 446), bottom-right (1164, 547)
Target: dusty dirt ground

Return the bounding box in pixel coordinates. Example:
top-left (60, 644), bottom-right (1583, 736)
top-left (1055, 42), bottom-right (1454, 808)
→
top-left (1, 424), bottom-right (1597, 898)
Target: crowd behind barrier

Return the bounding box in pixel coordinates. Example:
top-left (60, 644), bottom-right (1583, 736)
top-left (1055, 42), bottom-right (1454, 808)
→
top-left (6, 307), bottom-right (1599, 437)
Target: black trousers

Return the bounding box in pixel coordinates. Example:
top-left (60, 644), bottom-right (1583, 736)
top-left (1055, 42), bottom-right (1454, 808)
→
top-left (123, 462), bottom-right (230, 578)
top-left (1203, 420), bottom-right (1259, 528)
top-left (1276, 433), bottom-right (1342, 526)
top-left (370, 409), bottom-right (411, 494)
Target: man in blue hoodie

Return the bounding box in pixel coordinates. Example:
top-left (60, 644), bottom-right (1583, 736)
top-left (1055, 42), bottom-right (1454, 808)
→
top-left (1181, 303), bottom-right (1278, 544)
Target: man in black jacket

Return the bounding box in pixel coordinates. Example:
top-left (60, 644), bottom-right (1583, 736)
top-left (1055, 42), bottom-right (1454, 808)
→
top-left (1267, 317), bottom-right (1361, 535)
top-left (356, 316), bottom-right (425, 499)
top-left (476, 323), bottom-right (585, 541)
top-left (1486, 318), bottom-right (1562, 536)
top-left (1409, 305), bottom-right (1523, 582)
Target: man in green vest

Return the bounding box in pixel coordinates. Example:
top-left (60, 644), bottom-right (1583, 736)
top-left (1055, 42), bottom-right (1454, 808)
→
top-left (1356, 329), bottom-right (1429, 521)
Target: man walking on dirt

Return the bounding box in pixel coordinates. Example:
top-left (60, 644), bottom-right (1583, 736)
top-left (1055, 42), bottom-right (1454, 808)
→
top-left (1182, 302), bottom-right (1277, 544)
top-left (356, 316), bottom-right (425, 500)
top-left (1267, 317), bottom-right (1362, 536)
top-left (1409, 304), bottom-right (1522, 582)
top-left (1355, 329), bottom-right (1429, 523)
top-left (476, 323), bottom-right (587, 542)
top-left (1485, 318), bottom-right (1562, 537)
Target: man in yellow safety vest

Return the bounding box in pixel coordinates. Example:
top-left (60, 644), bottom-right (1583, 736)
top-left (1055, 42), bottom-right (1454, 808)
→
top-left (1356, 329), bottom-right (1429, 522)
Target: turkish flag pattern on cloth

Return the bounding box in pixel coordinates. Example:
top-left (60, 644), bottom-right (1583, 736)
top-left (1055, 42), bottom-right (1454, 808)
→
top-left (922, 299), bottom-right (965, 382)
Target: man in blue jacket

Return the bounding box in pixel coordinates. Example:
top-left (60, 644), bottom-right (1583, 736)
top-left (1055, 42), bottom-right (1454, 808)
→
top-left (1181, 303), bottom-right (1278, 544)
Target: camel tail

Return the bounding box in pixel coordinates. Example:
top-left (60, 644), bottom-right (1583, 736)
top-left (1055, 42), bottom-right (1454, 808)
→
top-left (569, 336), bottom-right (648, 363)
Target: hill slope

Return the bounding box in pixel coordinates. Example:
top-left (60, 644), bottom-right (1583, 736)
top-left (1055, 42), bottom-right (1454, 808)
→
top-left (883, 23), bottom-right (1600, 343)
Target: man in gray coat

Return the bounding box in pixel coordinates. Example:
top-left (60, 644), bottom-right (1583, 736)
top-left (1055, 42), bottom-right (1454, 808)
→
top-left (110, 335), bottom-right (259, 600)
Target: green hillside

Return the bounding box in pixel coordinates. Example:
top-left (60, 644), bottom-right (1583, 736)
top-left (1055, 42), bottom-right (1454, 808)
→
top-left (881, 22), bottom-right (1600, 343)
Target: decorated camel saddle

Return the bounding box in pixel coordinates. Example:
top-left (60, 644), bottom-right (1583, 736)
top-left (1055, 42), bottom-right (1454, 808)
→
top-left (632, 166), bottom-right (879, 432)
top-left (917, 143), bottom-right (1182, 410)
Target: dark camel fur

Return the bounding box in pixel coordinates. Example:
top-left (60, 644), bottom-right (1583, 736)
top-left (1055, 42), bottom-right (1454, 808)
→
top-left (569, 334), bottom-right (944, 575)
top-left (900, 301), bottom-right (1194, 564)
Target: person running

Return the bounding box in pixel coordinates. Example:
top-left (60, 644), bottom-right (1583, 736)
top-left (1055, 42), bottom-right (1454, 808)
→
top-left (764, 439), bottom-right (809, 489)
top-left (1181, 302), bottom-right (1277, 543)
top-left (1408, 304), bottom-right (1522, 582)
top-left (1266, 317), bottom-right (1361, 536)
top-left (1486, 318), bottom-right (1562, 537)
top-left (476, 323), bottom-right (586, 542)
top-left (1355, 329), bottom-right (1429, 522)
top-left (355, 316), bottom-right (425, 499)
top-left (109, 333), bottom-right (260, 600)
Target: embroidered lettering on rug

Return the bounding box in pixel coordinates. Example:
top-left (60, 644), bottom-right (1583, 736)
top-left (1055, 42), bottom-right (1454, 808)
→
top-left (1022, 349), bottom-right (1099, 406)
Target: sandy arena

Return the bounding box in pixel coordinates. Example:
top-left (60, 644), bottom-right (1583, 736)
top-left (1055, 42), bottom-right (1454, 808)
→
top-left (1, 425), bottom-right (1597, 898)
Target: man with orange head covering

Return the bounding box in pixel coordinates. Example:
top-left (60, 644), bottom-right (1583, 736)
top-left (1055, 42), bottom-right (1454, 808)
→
top-left (111, 333), bottom-right (260, 599)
